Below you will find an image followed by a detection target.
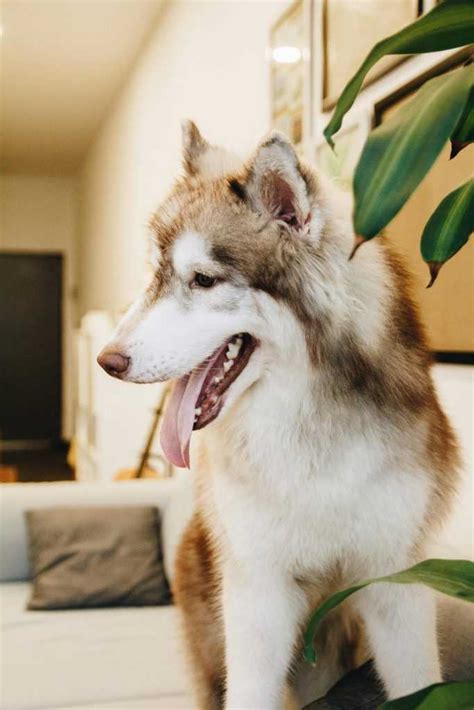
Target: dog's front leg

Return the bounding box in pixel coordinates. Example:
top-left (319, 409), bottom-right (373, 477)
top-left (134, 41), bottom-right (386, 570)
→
top-left (222, 560), bottom-right (307, 709)
top-left (356, 582), bottom-right (441, 699)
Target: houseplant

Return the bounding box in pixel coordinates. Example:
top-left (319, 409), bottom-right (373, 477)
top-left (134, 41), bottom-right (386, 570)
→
top-left (304, 559), bottom-right (474, 708)
top-left (305, 2), bottom-right (474, 707)
top-left (324, 0), bottom-right (473, 285)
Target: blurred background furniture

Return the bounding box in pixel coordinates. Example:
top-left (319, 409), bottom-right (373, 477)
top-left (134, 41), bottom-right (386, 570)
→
top-left (0, 476), bottom-right (194, 710)
top-left (0, 466), bottom-right (18, 483)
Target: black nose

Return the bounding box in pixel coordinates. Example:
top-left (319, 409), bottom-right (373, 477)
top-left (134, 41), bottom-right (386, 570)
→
top-left (97, 350), bottom-right (130, 378)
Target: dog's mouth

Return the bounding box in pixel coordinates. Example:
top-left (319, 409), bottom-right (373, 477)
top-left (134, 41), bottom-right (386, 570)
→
top-left (160, 333), bottom-right (257, 468)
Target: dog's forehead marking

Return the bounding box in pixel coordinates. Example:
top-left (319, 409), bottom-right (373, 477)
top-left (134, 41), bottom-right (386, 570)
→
top-left (172, 230), bottom-right (211, 277)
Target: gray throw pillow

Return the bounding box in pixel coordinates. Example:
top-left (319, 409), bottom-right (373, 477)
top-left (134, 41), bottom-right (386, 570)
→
top-left (25, 505), bottom-right (171, 609)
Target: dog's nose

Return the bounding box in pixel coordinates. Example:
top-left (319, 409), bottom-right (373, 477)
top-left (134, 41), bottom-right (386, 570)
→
top-left (97, 350), bottom-right (130, 378)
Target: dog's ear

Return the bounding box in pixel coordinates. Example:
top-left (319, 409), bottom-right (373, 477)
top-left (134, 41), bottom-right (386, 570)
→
top-left (243, 133), bottom-right (310, 231)
top-left (181, 119), bottom-right (243, 180)
top-left (181, 120), bottom-right (210, 176)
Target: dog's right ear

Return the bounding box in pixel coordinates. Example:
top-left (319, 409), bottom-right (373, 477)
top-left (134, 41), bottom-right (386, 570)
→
top-left (240, 133), bottom-right (311, 233)
top-left (181, 120), bottom-right (211, 176)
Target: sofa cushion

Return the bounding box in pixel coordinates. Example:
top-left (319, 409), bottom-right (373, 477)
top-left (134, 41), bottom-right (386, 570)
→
top-left (1, 582), bottom-right (191, 709)
top-left (26, 506), bottom-right (170, 609)
top-left (0, 480), bottom-right (180, 583)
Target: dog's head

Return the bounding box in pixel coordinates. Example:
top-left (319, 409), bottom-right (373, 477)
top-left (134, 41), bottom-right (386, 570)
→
top-left (98, 122), bottom-right (348, 466)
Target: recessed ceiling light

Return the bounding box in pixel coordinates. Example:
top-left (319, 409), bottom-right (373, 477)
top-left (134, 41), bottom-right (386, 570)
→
top-left (272, 46), bottom-right (302, 64)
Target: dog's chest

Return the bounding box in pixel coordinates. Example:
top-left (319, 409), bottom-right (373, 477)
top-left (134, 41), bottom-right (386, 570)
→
top-left (202, 403), bottom-right (429, 577)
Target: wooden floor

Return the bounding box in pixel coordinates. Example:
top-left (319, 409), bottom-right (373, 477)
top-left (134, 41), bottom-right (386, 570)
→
top-left (1, 448), bottom-right (74, 483)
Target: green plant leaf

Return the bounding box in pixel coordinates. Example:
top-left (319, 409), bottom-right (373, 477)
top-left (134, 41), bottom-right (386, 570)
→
top-left (420, 178), bottom-right (474, 286)
top-left (451, 86), bottom-right (474, 157)
top-left (324, 0), bottom-right (474, 148)
top-left (352, 64), bottom-right (473, 244)
top-left (380, 680), bottom-right (474, 709)
top-left (303, 559), bottom-right (474, 665)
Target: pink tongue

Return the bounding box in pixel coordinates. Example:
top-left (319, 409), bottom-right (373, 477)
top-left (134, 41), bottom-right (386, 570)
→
top-left (160, 346), bottom-right (225, 468)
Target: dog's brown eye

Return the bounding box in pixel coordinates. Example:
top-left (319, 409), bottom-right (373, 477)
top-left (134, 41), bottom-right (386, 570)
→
top-left (192, 272), bottom-right (217, 289)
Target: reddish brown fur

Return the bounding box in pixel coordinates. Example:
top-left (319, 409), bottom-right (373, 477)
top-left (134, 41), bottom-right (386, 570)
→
top-left (174, 513), bottom-right (225, 709)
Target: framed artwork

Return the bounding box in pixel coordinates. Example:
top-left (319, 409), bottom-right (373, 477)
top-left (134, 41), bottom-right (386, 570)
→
top-left (374, 49), bottom-right (473, 361)
top-left (322, 0), bottom-right (421, 110)
top-left (314, 112), bottom-right (371, 190)
top-left (269, 0), bottom-right (312, 145)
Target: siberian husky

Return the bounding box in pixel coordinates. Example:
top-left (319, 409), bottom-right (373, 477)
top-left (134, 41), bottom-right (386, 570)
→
top-left (98, 122), bottom-right (462, 708)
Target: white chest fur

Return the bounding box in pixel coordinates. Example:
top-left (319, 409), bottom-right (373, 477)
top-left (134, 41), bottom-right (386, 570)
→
top-left (198, 377), bottom-right (431, 582)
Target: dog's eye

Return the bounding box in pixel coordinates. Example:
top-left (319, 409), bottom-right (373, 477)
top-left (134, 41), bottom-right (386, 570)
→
top-left (191, 272), bottom-right (217, 289)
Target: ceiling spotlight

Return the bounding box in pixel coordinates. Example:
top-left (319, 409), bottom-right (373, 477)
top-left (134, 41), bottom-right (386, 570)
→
top-left (272, 46), bottom-right (302, 64)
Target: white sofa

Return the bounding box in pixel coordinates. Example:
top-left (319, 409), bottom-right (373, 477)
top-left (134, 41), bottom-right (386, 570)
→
top-left (0, 476), bottom-right (194, 710)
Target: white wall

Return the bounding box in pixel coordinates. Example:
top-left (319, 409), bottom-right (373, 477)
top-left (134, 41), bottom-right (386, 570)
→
top-left (0, 175), bottom-right (78, 439)
top-left (79, 0), bottom-right (286, 316)
top-left (432, 365), bottom-right (473, 560)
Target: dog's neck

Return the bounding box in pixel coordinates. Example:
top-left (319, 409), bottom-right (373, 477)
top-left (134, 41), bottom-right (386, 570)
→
top-left (207, 228), bottom-right (427, 479)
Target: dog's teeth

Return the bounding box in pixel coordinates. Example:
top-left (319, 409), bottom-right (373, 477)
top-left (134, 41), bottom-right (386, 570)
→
top-left (223, 360), bottom-right (233, 373)
top-left (227, 341), bottom-right (240, 359)
top-left (214, 375), bottom-right (223, 384)
top-left (194, 407), bottom-right (202, 416)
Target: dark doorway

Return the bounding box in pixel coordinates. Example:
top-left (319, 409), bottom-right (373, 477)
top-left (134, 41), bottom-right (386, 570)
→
top-left (0, 253), bottom-right (62, 450)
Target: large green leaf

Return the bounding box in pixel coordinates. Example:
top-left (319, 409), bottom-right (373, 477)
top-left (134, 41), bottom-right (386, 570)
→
top-left (451, 85), bottom-right (474, 157)
top-left (380, 681), bottom-right (474, 709)
top-left (324, 0), bottom-right (474, 148)
top-left (303, 559), bottom-right (474, 665)
top-left (421, 178), bottom-right (474, 286)
top-left (352, 64), bottom-right (472, 243)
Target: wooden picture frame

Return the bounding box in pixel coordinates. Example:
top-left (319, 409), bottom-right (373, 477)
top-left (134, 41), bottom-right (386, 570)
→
top-left (322, 0), bottom-right (422, 112)
top-left (269, 0), bottom-right (312, 146)
top-left (374, 49), bottom-right (473, 363)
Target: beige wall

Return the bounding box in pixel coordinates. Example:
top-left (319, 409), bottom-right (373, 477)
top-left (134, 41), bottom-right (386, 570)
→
top-left (0, 175), bottom-right (78, 439)
top-left (79, 0), bottom-right (286, 316)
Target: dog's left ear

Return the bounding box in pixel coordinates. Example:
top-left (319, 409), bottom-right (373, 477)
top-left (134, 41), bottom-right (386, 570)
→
top-left (182, 120), bottom-right (243, 180)
top-left (181, 120), bottom-right (210, 176)
top-left (240, 133), bottom-right (310, 231)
